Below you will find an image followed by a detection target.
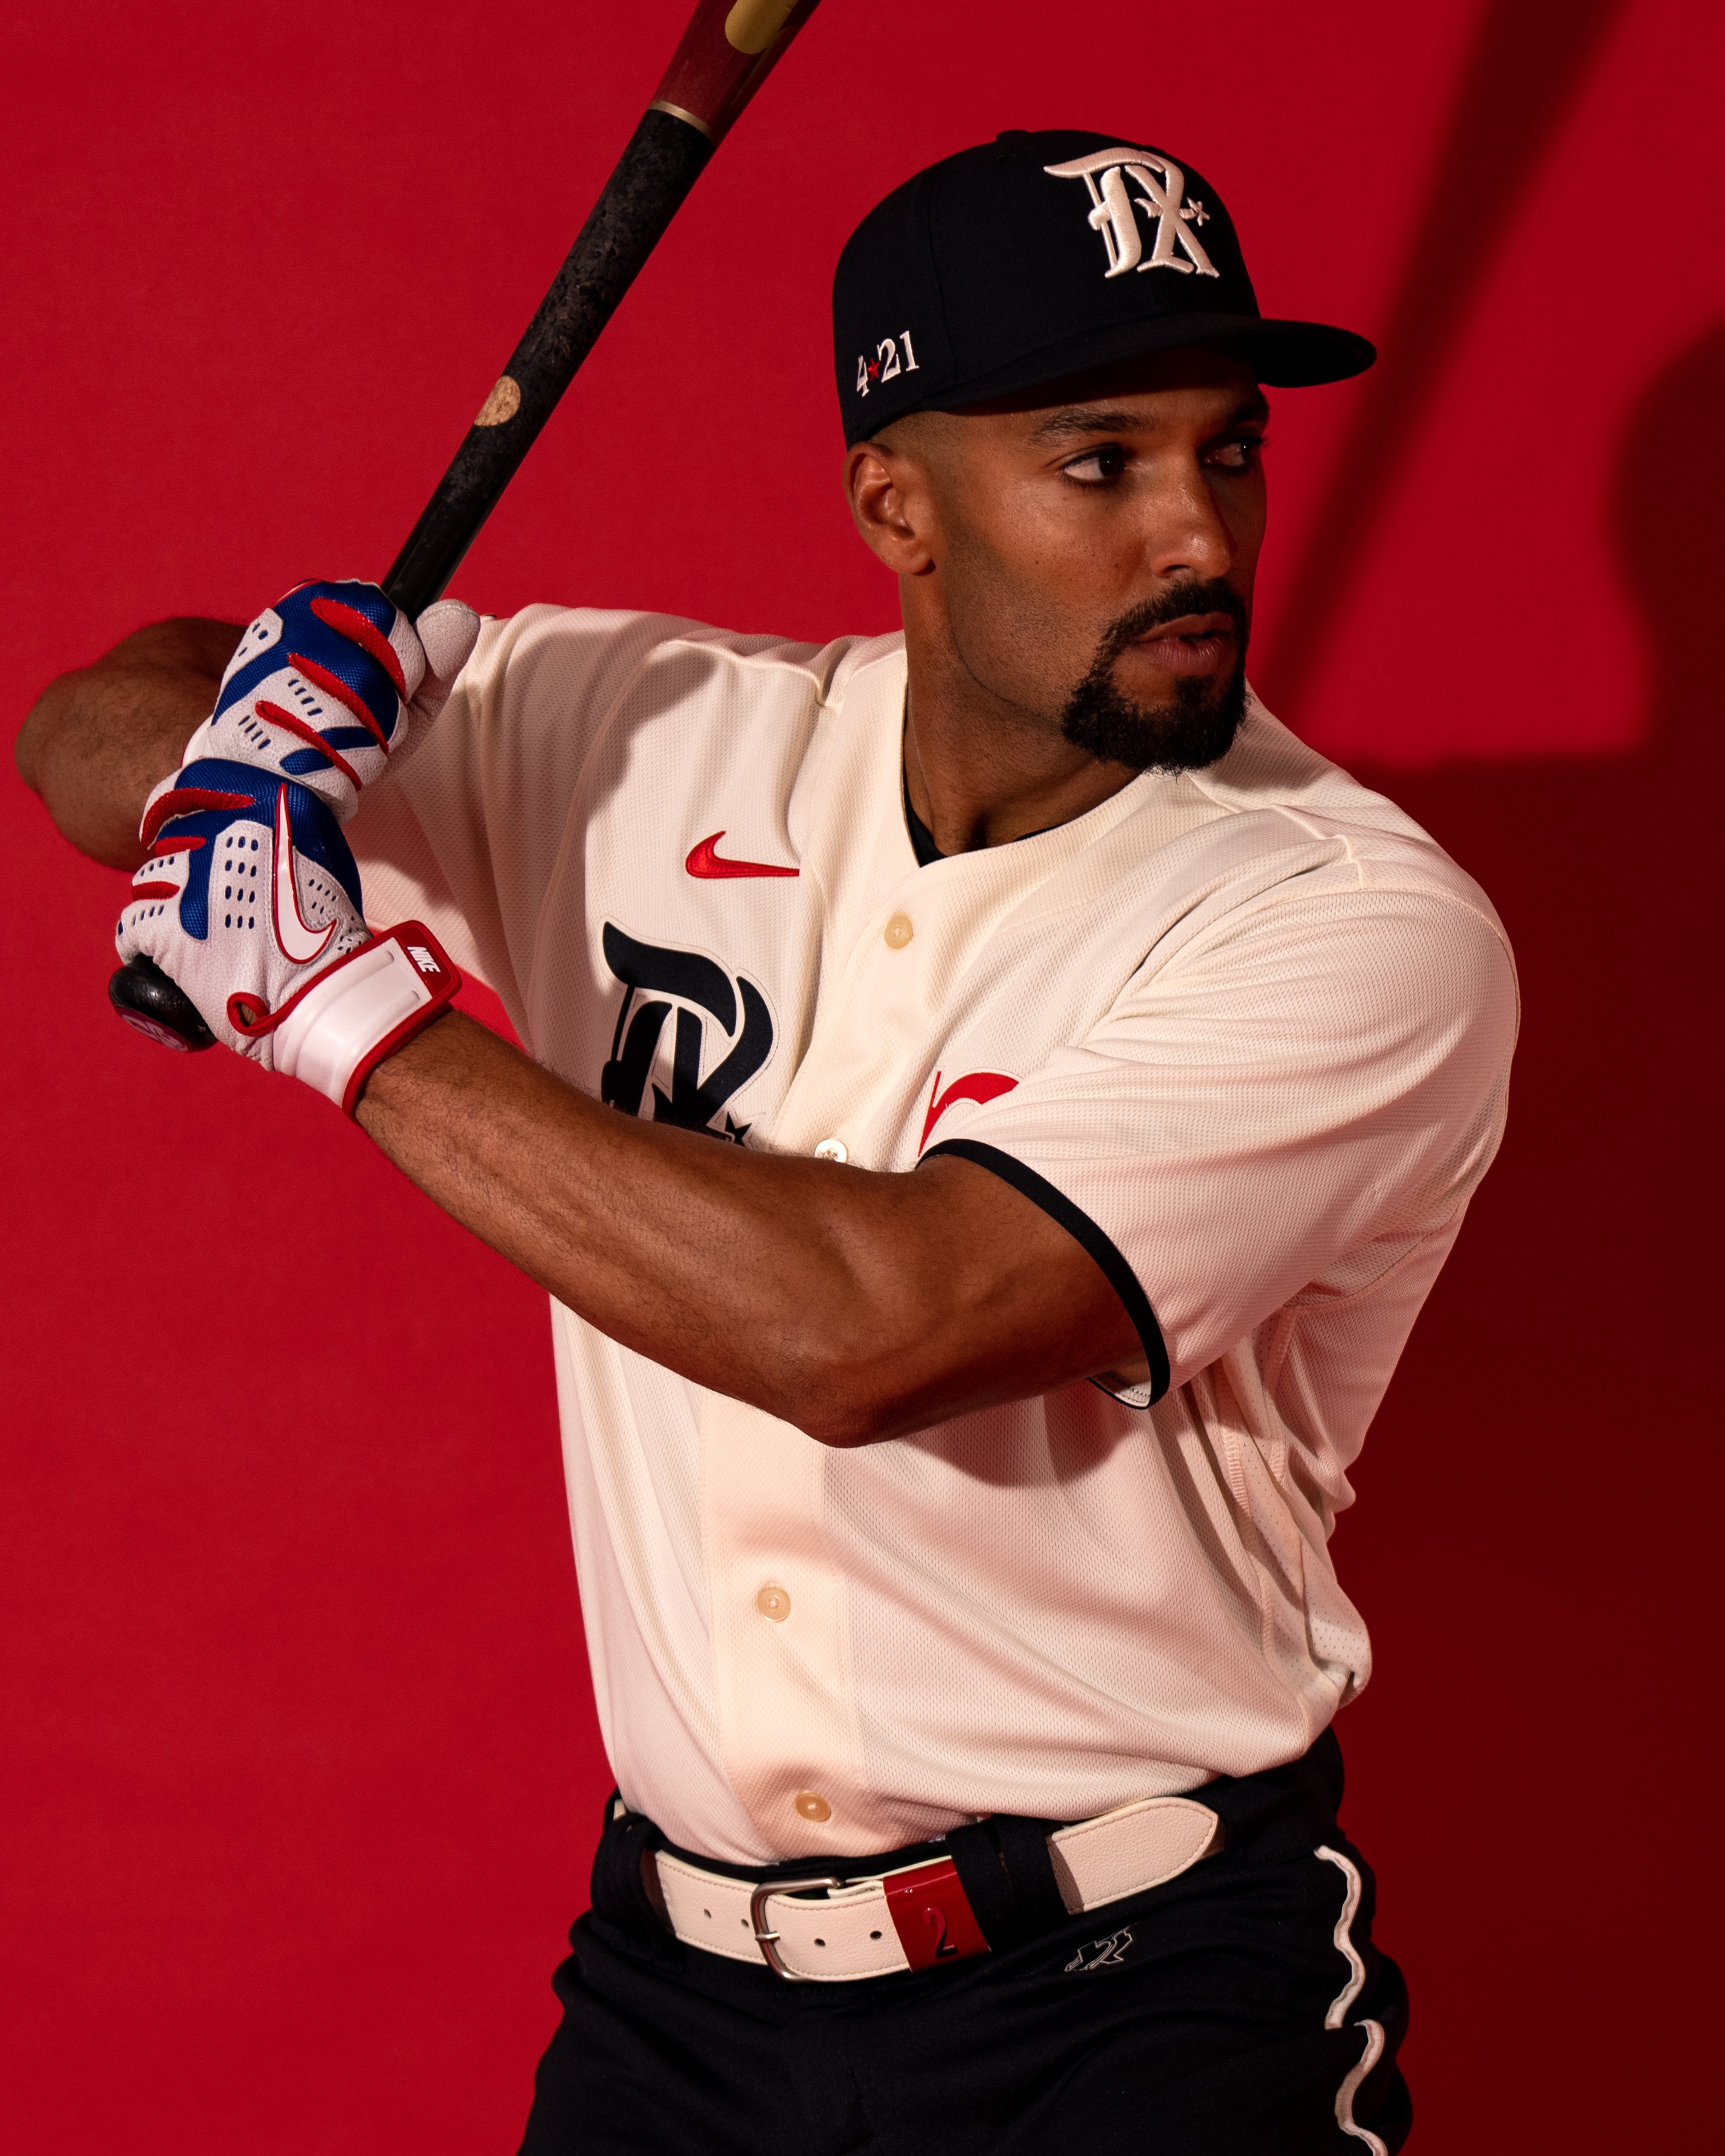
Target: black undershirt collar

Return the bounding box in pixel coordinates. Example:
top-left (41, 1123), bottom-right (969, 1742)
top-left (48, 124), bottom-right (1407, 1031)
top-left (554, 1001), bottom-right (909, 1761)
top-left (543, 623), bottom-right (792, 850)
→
top-left (903, 783), bottom-right (946, 866)
top-left (902, 776), bottom-right (1058, 867)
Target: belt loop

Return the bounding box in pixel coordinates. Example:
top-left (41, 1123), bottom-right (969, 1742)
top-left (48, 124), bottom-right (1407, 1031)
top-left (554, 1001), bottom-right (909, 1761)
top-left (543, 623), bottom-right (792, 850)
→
top-left (1196, 1728), bottom-right (1344, 1866)
top-left (946, 1813), bottom-right (1068, 1951)
top-left (588, 1792), bottom-right (682, 1967)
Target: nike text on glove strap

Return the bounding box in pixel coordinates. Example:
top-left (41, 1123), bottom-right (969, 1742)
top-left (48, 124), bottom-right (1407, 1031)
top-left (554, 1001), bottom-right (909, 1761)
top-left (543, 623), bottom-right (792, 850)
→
top-left (228, 924), bottom-right (460, 1117)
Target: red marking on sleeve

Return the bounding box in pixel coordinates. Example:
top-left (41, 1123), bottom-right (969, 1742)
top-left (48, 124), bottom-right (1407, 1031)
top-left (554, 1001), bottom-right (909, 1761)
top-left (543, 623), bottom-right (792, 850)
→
top-left (127, 882), bottom-right (180, 900)
top-left (140, 787), bottom-right (251, 849)
top-left (256, 698), bottom-right (362, 788)
top-left (309, 596), bottom-right (408, 697)
top-left (148, 834), bottom-right (205, 855)
top-left (919, 1069), bottom-right (1019, 1150)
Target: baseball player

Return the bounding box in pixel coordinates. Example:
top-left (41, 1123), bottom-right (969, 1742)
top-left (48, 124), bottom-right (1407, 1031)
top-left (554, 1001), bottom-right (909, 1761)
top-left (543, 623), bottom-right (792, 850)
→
top-left (18, 132), bottom-right (1515, 2152)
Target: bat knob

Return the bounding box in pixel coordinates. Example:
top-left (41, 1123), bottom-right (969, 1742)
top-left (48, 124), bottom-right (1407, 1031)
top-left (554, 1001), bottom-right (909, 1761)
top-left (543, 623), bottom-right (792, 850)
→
top-left (109, 956), bottom-right (217, 1051)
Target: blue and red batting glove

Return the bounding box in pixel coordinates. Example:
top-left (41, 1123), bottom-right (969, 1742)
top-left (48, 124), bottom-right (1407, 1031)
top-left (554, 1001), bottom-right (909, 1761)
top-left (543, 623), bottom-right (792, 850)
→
top-left (117, 582), bottom-right (479, 1113)
top-left (169, 577), bottom-right (479, 822)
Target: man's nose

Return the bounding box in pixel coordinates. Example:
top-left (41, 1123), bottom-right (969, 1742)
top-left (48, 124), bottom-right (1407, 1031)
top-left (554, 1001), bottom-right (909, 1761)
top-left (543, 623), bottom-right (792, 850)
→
top-left (1141, 463), bottom-right (1236, 584)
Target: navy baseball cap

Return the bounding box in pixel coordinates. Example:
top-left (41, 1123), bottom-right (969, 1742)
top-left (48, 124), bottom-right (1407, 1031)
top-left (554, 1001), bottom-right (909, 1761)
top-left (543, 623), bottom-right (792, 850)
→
top-left (833, 129), bottom-right (1375, 443)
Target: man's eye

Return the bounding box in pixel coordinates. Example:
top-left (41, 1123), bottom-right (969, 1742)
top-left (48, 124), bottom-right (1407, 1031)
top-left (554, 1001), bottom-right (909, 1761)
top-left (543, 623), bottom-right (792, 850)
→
top-left (1064, 444), bottom-right (1127, 483)
top-left (1207, 436), bottom-right (1265, 472)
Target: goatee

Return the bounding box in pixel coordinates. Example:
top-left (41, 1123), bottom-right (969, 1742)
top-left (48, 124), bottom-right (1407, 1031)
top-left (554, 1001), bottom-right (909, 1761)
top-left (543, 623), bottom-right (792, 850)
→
top-left (1060, 582), bottom-right (1249, 774)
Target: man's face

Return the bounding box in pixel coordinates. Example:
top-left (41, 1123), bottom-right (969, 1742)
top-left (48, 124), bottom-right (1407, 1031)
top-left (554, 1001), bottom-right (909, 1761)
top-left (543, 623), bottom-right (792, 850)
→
top-left (852, 346), bottom-right (1269, 774)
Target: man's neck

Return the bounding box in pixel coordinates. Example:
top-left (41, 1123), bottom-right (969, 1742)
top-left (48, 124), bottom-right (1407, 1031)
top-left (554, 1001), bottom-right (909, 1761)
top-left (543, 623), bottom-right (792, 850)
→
top-left (901, 622), bottom-right (1140, 857)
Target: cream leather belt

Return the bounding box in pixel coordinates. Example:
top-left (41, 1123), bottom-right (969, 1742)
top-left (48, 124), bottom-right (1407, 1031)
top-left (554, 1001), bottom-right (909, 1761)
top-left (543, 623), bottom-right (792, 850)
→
top-left (653, 1795), bottom-right (1222, 1983)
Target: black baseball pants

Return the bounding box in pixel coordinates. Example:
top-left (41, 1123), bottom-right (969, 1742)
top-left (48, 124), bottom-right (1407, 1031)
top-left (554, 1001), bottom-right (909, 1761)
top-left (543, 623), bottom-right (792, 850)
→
top-left (517, 1733), bottom-right (1410, 2154)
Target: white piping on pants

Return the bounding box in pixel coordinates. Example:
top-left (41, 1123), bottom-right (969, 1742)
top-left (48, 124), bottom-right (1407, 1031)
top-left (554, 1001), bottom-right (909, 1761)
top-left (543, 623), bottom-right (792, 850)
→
top-left (1317, 1845), bottom-right (1389, 2155)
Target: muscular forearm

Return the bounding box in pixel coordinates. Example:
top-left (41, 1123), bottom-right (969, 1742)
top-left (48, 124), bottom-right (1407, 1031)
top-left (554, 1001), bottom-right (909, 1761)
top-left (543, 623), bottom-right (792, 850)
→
top-left (15, 617), bottom-right (242, 867)
top-left (356, 1010), bottom-right (1136, 1445)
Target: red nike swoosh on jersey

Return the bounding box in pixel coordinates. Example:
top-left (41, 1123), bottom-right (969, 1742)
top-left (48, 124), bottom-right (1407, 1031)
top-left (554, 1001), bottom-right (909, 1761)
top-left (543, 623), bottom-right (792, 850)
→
top-left (920, 1069), bottom-right (1019, 1150)
top-left (685, 831), bottom-right (800, 880)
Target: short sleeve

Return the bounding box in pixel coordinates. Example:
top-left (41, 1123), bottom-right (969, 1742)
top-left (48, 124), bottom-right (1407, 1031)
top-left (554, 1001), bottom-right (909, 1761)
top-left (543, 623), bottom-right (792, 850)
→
top-left (923, 884), bottom-right (1518, 1403)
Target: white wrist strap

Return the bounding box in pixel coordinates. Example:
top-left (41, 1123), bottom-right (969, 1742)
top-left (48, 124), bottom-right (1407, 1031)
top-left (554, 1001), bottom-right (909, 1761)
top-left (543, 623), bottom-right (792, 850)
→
top-left (231, 924), bottom-right (459, 1116)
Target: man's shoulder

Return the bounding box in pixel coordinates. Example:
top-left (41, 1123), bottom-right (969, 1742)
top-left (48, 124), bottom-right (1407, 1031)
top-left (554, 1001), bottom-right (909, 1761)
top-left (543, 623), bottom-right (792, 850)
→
top-left (1179, 695), bottom-right (1507, 940)
top-left (462, 603), bottom-right (904, 728)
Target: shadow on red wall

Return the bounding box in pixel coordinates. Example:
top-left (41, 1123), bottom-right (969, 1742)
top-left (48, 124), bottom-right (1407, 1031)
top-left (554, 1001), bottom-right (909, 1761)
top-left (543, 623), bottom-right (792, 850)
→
top-left (1262, 0), bottom-right (1633, 716)
top-left (1321, 314), bottom-right (1724, 2137)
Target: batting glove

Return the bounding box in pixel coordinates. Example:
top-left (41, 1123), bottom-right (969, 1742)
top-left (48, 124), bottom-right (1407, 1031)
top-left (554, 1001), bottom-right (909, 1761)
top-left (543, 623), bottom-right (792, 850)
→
top-left (158, 579), bottom-right (480, 827)
top-left (116, 761), bottom-right (457, 1116)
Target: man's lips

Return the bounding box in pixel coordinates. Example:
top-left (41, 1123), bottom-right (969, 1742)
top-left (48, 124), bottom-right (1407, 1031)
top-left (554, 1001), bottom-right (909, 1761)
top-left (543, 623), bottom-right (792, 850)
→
top-left (1126, 613), bottom-right (1237, 677)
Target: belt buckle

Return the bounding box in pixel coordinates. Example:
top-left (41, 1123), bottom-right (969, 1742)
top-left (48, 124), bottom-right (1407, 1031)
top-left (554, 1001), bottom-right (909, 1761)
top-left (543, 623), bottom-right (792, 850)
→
top-left (749, 1874), bottom-right (841, 1980)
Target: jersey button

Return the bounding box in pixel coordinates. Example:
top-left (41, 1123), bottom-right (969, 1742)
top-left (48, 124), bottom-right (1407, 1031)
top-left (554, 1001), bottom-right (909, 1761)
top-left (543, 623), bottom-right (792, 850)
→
top-left (794, 1791), bottom-right (832, 1823)
top-left (813, 1138), bottom-right (848, 1162)
top-left (883, 913), bottom-right (914, 949)
top-left (756, 1583), bottom-right (791, 1622)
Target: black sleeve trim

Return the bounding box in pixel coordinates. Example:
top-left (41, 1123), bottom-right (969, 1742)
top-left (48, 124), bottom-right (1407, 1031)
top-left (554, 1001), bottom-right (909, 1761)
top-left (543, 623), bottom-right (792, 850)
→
top-left (922, 1138), bottom-right (1171, 1403)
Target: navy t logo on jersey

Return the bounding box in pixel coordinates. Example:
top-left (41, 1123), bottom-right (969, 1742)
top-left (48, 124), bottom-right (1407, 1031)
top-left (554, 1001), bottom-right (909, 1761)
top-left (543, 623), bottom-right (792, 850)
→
top-left (600, 922), bottom-right (773, 1144)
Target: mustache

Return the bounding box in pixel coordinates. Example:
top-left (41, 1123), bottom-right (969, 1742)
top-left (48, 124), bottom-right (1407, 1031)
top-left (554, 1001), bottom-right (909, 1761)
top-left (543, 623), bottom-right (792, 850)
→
top-left (1089, 581), bottom-right (1249, 672)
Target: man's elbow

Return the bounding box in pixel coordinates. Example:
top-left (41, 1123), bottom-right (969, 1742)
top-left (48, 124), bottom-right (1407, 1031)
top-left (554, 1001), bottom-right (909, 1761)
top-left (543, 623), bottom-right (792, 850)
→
top-left (750, 1228), bottom-right (1010, 1446)
top-left (778, 1369), bottom-right (899, 1449)
top-left (771, 1326), bottom-right (954, 1449)
top-left (756, 1322), bottom-right (918, 1449)
top-left (14, 682), bottom-right (61, 798)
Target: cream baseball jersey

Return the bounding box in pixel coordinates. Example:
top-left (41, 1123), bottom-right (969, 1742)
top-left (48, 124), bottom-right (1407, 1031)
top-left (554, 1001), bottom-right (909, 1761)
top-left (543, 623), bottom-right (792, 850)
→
top-left (350, 605), bottom-right (1517, 1865)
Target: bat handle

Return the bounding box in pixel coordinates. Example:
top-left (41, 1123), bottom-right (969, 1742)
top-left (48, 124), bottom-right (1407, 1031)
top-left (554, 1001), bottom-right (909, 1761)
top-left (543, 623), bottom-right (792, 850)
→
top-left (109, 954), bottom-right (216, 1050)
top-left (109, 109), bottom-right (720, 1051)
top-left (102, 124), bottom-right (712, 1056)
top-left (108, 1), bottom-right (825, 1054)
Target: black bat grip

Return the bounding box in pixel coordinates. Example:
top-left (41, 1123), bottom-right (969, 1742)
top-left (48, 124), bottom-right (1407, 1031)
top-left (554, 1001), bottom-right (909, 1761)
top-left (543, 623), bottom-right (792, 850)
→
top-left (109, 954), bottom-right (218, 1051)
top-left (111, 106), bottom-right (714, 1052)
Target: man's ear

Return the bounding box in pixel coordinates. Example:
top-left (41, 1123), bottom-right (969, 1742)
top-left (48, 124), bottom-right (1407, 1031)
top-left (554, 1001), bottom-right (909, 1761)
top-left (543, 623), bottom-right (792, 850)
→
top-left (843, 436), bottom-right (938, 577)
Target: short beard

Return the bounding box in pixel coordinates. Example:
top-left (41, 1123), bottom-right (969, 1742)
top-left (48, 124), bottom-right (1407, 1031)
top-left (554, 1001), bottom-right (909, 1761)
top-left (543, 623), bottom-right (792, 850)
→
top-left (1059, 582), bottom-right (1249, 774)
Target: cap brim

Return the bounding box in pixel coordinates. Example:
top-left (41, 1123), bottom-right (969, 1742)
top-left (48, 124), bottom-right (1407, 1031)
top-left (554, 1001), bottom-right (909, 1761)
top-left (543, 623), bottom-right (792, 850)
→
top-left (936, 312), bottom-right (1375, 407)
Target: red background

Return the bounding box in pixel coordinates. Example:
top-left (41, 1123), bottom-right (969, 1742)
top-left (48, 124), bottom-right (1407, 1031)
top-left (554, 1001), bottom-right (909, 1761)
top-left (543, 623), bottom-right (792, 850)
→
top-left (4, 1), bottom-right (1721, 2146)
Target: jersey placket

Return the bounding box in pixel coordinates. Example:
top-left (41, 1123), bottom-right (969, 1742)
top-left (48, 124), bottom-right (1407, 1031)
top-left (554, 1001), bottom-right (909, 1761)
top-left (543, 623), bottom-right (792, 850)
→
top-left (698, 687), bottom-right (1011, 1850)
top-left (700, 1388), bottom-right (877, 1852)
top-left (701, 756), bottom-right (1094, 1850)
top-left (697, 729), bottom-right (950, 1852)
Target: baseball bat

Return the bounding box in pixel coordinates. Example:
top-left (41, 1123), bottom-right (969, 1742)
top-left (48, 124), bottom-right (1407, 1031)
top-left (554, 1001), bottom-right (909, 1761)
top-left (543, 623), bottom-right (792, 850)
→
top-left (110, 0), bottom-right (824, 1052)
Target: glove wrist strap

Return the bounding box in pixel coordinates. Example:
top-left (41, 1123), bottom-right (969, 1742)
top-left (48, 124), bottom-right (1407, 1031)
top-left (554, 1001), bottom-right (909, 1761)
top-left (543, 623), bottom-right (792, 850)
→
top-left (229, 924), bottom-right (460, 1116)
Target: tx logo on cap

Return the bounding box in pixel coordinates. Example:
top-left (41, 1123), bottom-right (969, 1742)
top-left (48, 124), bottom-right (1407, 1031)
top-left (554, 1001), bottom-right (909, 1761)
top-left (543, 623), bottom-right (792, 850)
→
top-left (1043, 149), bottom-right (1219, 282)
